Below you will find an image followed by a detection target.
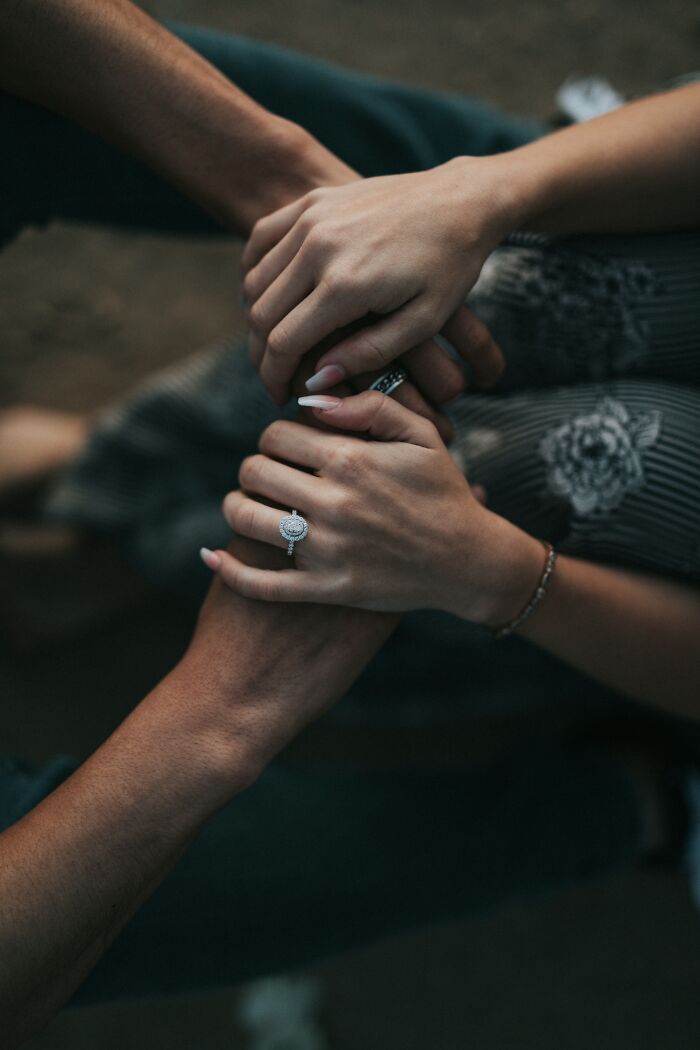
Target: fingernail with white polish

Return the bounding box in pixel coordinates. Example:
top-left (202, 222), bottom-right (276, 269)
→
top-left (305, 363), bottom-right (346, 392)
top-left (200, 547), bottom-right (222, 570)
top-left (298, 395), bottom-right (342, 411)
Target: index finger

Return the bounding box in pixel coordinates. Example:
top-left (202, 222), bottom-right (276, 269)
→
top-left (241, 195), bottom-right (311, 274)
top-left (260, 284), bottom-right (365, 403)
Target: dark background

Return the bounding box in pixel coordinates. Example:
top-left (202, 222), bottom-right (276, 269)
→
top-left (2, 1), bottom-right (700, 1046)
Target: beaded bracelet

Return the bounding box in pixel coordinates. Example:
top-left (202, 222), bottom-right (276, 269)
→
top-left (493, 541), bottom-right (557, 640)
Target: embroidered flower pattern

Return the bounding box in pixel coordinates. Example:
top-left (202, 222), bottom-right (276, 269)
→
top-left (469, 246), bottom-right (661, 383)
top-left (539, 397), bottom-right (661, 516)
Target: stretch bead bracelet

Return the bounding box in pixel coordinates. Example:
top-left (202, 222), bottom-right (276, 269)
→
top-left (493, 541), bottom-right (557, 640)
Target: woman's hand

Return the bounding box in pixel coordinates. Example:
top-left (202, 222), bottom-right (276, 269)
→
top-left (203, 391), bottom-right (544, 625)
top-left (241, 156), bottom-right (517, 404)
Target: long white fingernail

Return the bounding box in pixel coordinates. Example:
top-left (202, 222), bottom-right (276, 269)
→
top-left (200, 547), bottom-right (222, 570)
top-left (305, 363), bottom-right (346, 392)
top-left (298, 395), bottom-right (342, 410)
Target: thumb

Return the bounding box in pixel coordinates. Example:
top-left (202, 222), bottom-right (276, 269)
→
top-left (298, 390), bottom-right (441, 448)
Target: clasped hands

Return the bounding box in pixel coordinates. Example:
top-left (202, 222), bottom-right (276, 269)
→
top-left (202, 155), bottom-right (543, 624)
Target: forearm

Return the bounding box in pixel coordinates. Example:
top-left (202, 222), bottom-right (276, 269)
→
top-left (512, 555), bottom-right (700, 717)
top-left (0, 660), bottom-right (245, 1045)
top-left (0, 0), bottom-right (348, 231)
top-left (499, 83), bottom-right (700, 235)
top-left (0, 546), bottom-right (395, 1043)
top-left (445, 515), bottom-right (700, 716)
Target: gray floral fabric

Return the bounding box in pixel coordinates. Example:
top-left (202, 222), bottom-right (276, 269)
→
top-left (470, 242), bottom-right (660, 386)
top-left (539, 397), bottom-right (661, 517)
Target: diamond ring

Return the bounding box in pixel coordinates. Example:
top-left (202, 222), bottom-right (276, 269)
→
top-left (369, 366), bottom-right (408, 397)
top-left (279, 509), bottom-right (309, 556)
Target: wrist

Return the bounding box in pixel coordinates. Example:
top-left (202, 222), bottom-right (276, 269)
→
top-left (157, 657), bottom-right (268, 808)
top-left (444, 511), bottom-right (546, 628)
top-left (192, 107), bottom-right (310, 232)
top-left (491, 137), bottom-right (578, 235)
top-left (443, 153), bottom-right (536, 247)
top-left (204, 114), bottom-right (356, 233)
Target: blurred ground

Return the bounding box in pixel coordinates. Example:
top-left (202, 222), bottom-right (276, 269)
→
top-left (2, 0), bottom-right (700, 1047)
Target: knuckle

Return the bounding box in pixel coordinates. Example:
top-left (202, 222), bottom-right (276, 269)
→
top-left (239, 454), bottom-right (266, 489)
top-left (305, 222), bottom-right (333, 252)
top-left (259, 418), bottom-right (288, 453)
top-left (321, 267), bottom-right (352, 299)
top-left (464, 316), bottom-right (491, 354)
top-left (247, 301), bottom-right (269, 334)
top-left (421, 418), bottom-right (441, 445)
top-left (302, 224), bottom-right (323, 249)
top-left (358, 388), bottom-right (389, 426)
top-left (221, 490), bottom-right (238, 525)
top-left (237, 499), bottom-right (259, 535)
top-left (250, 214), bottom-right (270, 241)
top-left (441, 368), bottom-right (466, 401)
top-left (325, 485), bottom-right (354, 520)
top-left (333, 441), bottom-right (367, 479)
top-left (265, 324), bottom-right (291, 359)
top-left (360, 334), bottom-right (393, 369)
top-left (223, 485), bottom-right (239, 514)
top-left (327, 528), bottom-right (353, 559)
top-left (361, 389), bottom-right (387, 414)
top-left (242, 270), bottom-right (259, 303)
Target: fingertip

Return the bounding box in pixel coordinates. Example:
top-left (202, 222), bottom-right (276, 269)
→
top-left (200, 547), bottom-right (222, 571)
top-left (305, 362), bottom-right (347, 393)
top-left (298, 395), bottom-right (342, 411)
top-left (475, 353), bottom-right (506, 390)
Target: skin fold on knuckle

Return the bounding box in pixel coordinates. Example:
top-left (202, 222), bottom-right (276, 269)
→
top-left (325, 483), bottom-right (358, 523)
top-left (365, 389), bottom-right (393, 428)
top-left (420, 417), bottom-right (442, 446)
top-left (356, 332), bottom-right (395, 371)
top-left (239, 454), bottom-right (267, 491)
top-left (247, 301), bottom-right (272, 337)
top-left (235, 499), bottom-right (260, 537)
top-left (221, 490), bottom-right (240, 527)
top-left (242, 269), bottom-right (262, 304)
top-left (259, 419), bottom-right (290, 455)
top-left (439, 365), bottom-right (466, 402)
top-left (247, 217), bottom-right (269, 254)
top-left (331, 440), bottom-right (369, 482)
top-left (320, 266), bottom-right (355, 301)
top-left (265, 323), bottom-right (294, 362)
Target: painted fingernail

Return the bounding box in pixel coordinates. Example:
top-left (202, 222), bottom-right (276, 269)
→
top-left (200, 547), bottom-right (222, 570)
top-left (305, 363), bottom-right (346, 392)
top-left (298, 395), bottom-right (342, 410)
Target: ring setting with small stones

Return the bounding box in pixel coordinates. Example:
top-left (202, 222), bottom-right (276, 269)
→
top-left (279, 510), bottom-right (309, 555)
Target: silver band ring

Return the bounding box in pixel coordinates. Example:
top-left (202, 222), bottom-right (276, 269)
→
top-left (369, 366), bottom-right (408, 397)
top-left (279, 509), bottom-right (309, 556)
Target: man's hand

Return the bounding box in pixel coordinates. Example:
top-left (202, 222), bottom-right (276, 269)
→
top-left (183, 534), bottom-right (397, 785)
top-left (0, 527), bottom-right (397, 1044)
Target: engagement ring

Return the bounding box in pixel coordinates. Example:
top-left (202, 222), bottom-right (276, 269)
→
top-left (279, 509), bottom-right (309, 556)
